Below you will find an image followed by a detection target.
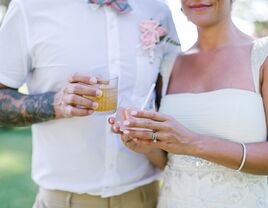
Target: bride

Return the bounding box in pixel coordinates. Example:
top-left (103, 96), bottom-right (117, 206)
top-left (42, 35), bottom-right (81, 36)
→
top-left (110, 0), bottom-right (268, 207)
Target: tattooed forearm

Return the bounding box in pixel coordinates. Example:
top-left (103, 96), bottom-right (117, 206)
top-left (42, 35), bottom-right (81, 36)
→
top-left (0, 88), bottom-right (56, 127)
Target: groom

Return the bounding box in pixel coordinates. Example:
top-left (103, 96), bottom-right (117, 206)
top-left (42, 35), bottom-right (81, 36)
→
top-left (0, 0), bottom-right (180, 207)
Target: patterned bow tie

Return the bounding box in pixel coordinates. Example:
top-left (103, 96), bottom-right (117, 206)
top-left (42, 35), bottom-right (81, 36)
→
top-left (88, 0), bottom-right (132, 14)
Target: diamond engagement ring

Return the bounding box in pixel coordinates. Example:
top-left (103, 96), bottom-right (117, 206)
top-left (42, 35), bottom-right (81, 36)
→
top-left (151, 132), bottom-right (158, 143)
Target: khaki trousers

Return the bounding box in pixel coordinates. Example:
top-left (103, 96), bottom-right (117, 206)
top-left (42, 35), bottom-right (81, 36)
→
top-left (33, 181), bottom-right (159, 208)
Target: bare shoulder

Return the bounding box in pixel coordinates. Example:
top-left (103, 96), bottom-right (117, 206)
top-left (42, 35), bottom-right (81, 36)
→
top-left (173, 47), bottom-right (199, 66)
top-left (171, 50), bottom-right (193, 75)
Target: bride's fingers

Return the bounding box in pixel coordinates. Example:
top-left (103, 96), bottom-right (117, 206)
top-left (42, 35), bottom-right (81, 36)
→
top-left (124, 130), bottom-right (165, 142)
top-left (123, 117), bottom-right (164, 131)
top-left (121, 134), bottom-right (131, 143)
top-left (129, 110), bottom-right (171, 122)
top-left (108, 117), bottom-right (115, 124)
top-left (112, 123), bottom-right (121, 133)
top-left (109, 117), bottom-right (122, 134)
top-left (134, 138), bottom-right (164, 148)
top-left (134, 139), bottom-right (151, 145)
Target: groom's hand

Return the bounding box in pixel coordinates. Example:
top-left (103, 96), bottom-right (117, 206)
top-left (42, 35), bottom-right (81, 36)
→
top-left (54, 73), bottom-right (103, 118)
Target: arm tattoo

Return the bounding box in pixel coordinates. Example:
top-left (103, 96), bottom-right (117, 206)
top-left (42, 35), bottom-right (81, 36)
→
top-left (0, 88), bottom-right (56, 127)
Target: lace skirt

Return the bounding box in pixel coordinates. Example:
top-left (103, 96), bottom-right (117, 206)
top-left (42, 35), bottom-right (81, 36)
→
top-left (157, 155), bottom-right (268, 208)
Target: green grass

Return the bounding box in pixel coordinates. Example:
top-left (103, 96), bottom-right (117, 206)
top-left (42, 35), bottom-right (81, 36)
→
top-left (0, 127), bottom-right (36, 208)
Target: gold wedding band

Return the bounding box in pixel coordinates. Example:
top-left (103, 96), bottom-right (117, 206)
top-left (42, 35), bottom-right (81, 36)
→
top-left (151, 132), bottom-right (158, 143)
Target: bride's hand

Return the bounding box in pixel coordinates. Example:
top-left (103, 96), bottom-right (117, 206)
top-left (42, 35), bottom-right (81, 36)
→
top-left (108, 116), bottom-right (121, 133)
top-left (121, 133), bottom-right (159, 154)
top-left (123, 110), bottom-right (199, 155)
top-left (108, 116), bottom-right (158, 154)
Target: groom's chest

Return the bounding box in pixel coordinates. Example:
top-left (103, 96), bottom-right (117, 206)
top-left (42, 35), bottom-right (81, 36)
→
top-left (30, 3), bottom-right (165, 67)
top-left (28, 3), bottom-right (166, 94)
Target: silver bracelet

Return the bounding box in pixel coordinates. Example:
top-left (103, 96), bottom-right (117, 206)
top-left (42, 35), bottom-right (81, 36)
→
top-left (237, 143), bottom-right (247, 172)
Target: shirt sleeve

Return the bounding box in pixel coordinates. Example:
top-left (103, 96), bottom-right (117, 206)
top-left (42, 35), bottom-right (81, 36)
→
top-left (159, 5), bottom-right (180, 81)
top-left (162, 5), bottom-right (181, 56)
top-left (0, 0), bottom-right (31, 89)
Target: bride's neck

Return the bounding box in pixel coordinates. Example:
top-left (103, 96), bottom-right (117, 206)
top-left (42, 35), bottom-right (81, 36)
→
top-left (196, 18), bottom-right (248, 50)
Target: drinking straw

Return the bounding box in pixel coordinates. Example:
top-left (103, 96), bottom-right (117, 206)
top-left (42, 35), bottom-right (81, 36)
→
top-left (140, 83), bottom-right (156, 110)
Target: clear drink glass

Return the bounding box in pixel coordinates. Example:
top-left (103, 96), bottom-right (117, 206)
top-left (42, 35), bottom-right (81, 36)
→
top-left (85, 73), bottom-right (118, 115)
top-left (115, 83), bottom-right (156, 131)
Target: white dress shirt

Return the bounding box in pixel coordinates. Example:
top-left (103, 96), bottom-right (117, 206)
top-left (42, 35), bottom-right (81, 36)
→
top-left (0, 0), bottom-right (180, 197)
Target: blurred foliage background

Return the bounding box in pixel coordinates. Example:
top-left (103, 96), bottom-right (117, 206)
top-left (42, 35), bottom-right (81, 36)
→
top-left (0, 0), bottom-right (267, 208)
top-left (0, 127), bottom-right (36, 208)
top-left (233, 0), bottom-right (268, 37)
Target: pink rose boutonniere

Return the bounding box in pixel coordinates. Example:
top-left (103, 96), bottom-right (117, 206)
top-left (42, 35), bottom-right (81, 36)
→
top-left (139, 19), bottom-right (180, 63)
top-left (140, 20), bottom-right (167, 50)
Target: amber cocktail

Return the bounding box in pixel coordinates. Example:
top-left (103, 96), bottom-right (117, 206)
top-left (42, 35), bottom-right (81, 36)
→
top-left (85, 73), bottom-right (118, 115)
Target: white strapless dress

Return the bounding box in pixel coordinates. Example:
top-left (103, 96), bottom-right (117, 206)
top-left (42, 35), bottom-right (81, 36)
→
top-left (157, 38), bottom-right (268, 208)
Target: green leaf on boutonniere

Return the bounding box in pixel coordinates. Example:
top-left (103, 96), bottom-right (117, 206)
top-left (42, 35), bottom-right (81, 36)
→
top-left (166, 37), bottom-right (181, 46)
top-left (160, 35), bottom-right (166, 42)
